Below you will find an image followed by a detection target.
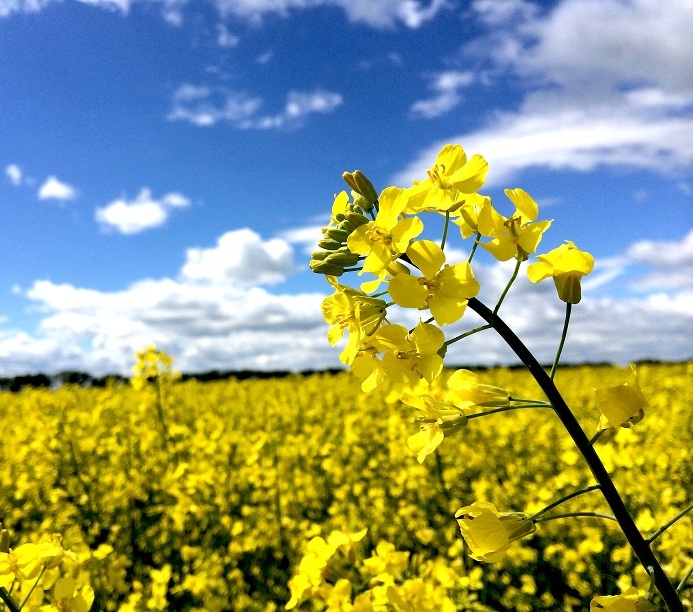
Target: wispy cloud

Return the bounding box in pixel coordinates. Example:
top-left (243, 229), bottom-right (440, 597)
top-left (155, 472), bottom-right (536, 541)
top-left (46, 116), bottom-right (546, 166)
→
top-left (168, 84), bottom-right (342, 129)
top-left (4, 164), bottom-right (23, 186)
top-left (95, 188), bottom-right (190, 234)
top-left (38, 176), bottom-right (78, 201)
top-left (410, 70), bottom-right (475, 119)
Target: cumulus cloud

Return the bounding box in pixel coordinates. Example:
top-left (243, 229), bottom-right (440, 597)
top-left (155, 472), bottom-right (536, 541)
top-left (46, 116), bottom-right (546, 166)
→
top-left (624, 229), bottom-right (693, 290)
top-left (94, 188), bottom-right (191, 234)
top-left (38, 176), bottom-right (78, 201)
top-left (168, 85), bottom-right (342, 129)
top-left (0, 228), bottom-right (691, 377)
top-left (396, 0), bottom-right (693, 187)
top-left (410, 70), bottom-right (475, 119)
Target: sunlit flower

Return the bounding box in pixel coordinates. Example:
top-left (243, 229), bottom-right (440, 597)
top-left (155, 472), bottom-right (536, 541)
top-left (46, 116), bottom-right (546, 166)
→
top-left (455, 501), bottom-right (536, 563)
top-left (388, 240), bottom-right (480, 325)
top-left (406, 144), bottom-right (488, 214)
top-left (444, 369), bottom-right (509, 408)
top-left (478, 188), bottom-right (552, 261)
top-left (527, 240), bottom-right (595, 303)
top-left (347, 186), bottom-right (423, 274)
top-left (402, 392), bottom-right (467, 463)
top-left (594, 364), bottom-right (648, 430)
top-left (590, 586), bottom-right (654, 611)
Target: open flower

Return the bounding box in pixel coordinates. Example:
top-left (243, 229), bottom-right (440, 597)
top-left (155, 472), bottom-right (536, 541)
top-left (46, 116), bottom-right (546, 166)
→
top-left (455, 501), bottom-right (536, 563)
top-left (444, 369), bottom-right (509, 408)
top-left (590, 586), bottom-right (653, 611)
top-left (388, 240), bottom-right (480, 325)
top-left (528, 240), bottom-right (594, 303)
top-left (594, 363), bottom-right (648, 430)
top-left (478, 188), bottom-right (552, 261)
top-left (402, 392), bottom-right (468, 463)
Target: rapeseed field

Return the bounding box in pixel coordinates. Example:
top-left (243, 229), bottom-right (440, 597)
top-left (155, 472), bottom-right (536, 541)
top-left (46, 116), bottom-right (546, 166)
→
top-left (0, 361), bottom-right (690, 610)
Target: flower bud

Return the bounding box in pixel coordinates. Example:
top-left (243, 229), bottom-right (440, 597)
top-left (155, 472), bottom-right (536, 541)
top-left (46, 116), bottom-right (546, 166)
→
top-left (311, 250), bottom-right (331, 261)
top-left (325, 251), bottom-right (360, 267)
top-left (324, 228), bottom-right (349, 242)
top-left (352, 170), bottom-right (378, 205)
top-left (317, 238), bottom-right (343, 251)
top-left (310, 260), bottom-right (344, 276)
top-left (345, 212), bottom-right (369, 227)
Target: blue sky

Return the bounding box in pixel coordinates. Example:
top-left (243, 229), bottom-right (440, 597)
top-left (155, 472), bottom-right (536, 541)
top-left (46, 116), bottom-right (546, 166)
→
top-left (0, 0), bottom-right (691, 376)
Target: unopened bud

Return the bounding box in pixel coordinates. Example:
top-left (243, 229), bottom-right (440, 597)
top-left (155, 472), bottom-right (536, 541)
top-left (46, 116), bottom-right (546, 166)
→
top-left (317, 238), bottom-right (343, 251)
top-left (311, 250), bottom-right (331, 261)
top-left (339, 219), bottom-right (355, 233)
top-left (324, 228), bottom-right (349, 242)
top-left (352, 170), bottom-right (378, 206)
top-left (342, 171), bottom-right (359, 192)
top-left (310, 260), bottom-right (344, 276)
top-left (326, 251), bottom-right (360, 267)
top-left (345, 212), bottom-right (369, 227)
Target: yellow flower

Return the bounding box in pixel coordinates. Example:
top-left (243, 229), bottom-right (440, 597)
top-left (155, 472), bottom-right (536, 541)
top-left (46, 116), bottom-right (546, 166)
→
top-left (406, 144), bottom-right (489, 214)
top-left (478, 188), bottom-right (552, 261)
top-left (590, 586), bottom-right (654, 611)
top-left (388, 240), bottom-right (480, 325)
top-left (321, 276), bottom-right (387, 365)
top-left (527, 240), bottom-right (595, 304)
top-left (455, 501), bottom-right (536, 563)
top-left (594, 364), bottom-right (648, 430)
top-left (347, 186), bottom-right (423, 275)
top-left (444, 369), bottom-right (509, 408)
top-left (375, 321), bottom-right (445, 386)
top-left (0, 542), bottom-right (63, 589)
top-left (402, 392), bottom-right (467, 463)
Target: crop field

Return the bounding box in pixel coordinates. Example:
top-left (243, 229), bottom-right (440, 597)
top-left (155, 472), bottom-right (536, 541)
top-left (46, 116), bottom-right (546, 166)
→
top-left (0, 361), bottom-right (691, 611)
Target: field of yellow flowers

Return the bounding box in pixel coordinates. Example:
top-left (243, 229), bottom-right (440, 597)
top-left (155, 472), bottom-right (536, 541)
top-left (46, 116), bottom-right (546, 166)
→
top-left (0, 360), bottom-right (690, 611)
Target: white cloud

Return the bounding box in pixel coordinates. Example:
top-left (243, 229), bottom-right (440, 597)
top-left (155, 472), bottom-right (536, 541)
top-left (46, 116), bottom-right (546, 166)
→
top-left (410, 70), bottom-right (475, 119)
top-left (94, 188), bottom-right (191, 234)
top-left (38, 176), bottom-right (78, 201)
top-left (4, 164), bottom-right (22, 186)
top-left (0, 228), bottom-right (691, 376)
top-left (181, 229), bottom-right (295, 285)
top-left (624, 229), bottom-right (693, 290)
top-left (168, 85), bottom-right (342, 129)
top-left (217, 22), bottom-right (239, 47)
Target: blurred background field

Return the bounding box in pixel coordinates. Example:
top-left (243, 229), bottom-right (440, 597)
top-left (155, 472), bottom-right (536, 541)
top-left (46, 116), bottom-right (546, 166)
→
top-left (0, 361), bottom-right (691, 611)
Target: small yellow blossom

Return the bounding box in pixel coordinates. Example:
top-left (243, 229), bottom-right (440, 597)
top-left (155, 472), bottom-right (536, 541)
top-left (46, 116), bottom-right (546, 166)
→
top-left (455, 501), bottom-right (536, 563)
top-left (594, 364), bottom-right (648, 429)
top-left (590, 586), bottom-right (654, 611)
top-left (527, 240), bottom-right (595, 303)
top-left (444, 369), bottom-right (509, 408)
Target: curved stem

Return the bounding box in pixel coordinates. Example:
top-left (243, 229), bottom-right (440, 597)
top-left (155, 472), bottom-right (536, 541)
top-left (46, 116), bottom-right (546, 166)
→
top-left (534, 512), bottom-right (617, 523)
top-left (647, 503), bottom-right (693, 543)
top-left (443, 323), bottom-right (493, 346)
top-left (466, 297), bottom-right (683, 611)
top-left (530, 484), bottom-right (601, 520)
top-left (468, 232), bottom-right (481, 263)
top-left (466, 404), bottom-right (552, 421)
top-left (550, 302), bottom-right (572, 379)
top-left (494, 259), bottom-right (522, 315)
top-left (677, 563), bottom-right (693, 594)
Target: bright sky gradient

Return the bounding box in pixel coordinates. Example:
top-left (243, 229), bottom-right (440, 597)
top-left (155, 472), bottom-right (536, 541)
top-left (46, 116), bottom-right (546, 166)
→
top-left (1, 0), bottom-right (692, 376)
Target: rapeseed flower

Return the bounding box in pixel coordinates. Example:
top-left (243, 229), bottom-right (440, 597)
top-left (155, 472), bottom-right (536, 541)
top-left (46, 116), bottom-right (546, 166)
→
top-left (347, 186), bottom-right (423, 275)
top-left (455, 501), bottom-right (536, 563)
top-left (590, 586), bottom-right (653, 611)
top-left (406, 144), bottom-right (488, 214)
top-left (594, 364), bottom-right (647, 429)
top-left (444, 369), bottom-right (509, 408)
top-left (0, 541), bottom-right (62, 589)
top-left (402, 392), bottom-right (467, 463)
top-left (528, 240), bottom-right (594, 303)
top-left (388, 240), bottom-right (480, 325)
top-left (478, 188), bottom-right (552, 261)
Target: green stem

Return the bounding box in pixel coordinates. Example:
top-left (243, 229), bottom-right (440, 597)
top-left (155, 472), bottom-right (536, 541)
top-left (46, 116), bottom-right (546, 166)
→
top-left (508, 397), bottom-right (552, 406)
top-left (589, 429), bottom-right (607, 446)
top-left (441, 212), bottom-right (450, 251)
top-left (646, 566), bottom-right (657, 600)
top-left (0, 588), bottom-right (20, 612)
top-left (20, 565), bottom-right (46, 610)
top-left (647, 503), bottom-right (693, 543)
top-left (466, 297), bottom-right (684, 611)
top-left (534, 512), bottom-right (617, 523)
top-left (466, 404), bottom-right (552, 421)
top-left (677, 563), bottom-right (693, 594)
top-left (468, 233), bottom-right (481, 263)
top-left (443, 323), bottom-right (493, 347)
top-left (550, 302), bottom-right (572, 379)
top-left (493, 259), bottom-right (522, 315)
top-left (529, 484), bottom-right (601, 520)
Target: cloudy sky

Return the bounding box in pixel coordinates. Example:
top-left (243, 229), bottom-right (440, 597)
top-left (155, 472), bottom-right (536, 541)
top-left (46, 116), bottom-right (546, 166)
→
top-left (1, 0), bottom-right (692, 376)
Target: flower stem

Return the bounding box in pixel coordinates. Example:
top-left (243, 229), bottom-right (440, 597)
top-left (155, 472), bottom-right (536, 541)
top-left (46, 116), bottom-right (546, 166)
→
top-left (677, 563), bottom-right (693, 594)
top-left (0, 588), bottom-right (20, 612)
top-left (589, 429), bottom-right (607, 446)
top-left (494, 259), bottom-right (522, 315)
top-left (550, 302), bottom-right (572, 379)
top-left (441, 211), bottom-right (450, 251)
top-left (529, 484), bottom-right (601, 520)
top-left (647, 503), bottom-right (693, 543)
top-left (534, 512), bottom-right (617, 523)
top-left (466, 297), bottom-right (684, 611)
top-left (466, 404), bottom-right (552, 421)
top-left (443, 323), bottom-right (493, 346)
top-left (468, 232), bottom-right (481, 263)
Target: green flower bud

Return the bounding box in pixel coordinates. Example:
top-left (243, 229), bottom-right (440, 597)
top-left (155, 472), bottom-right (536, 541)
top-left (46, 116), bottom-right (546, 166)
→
top-left (325, 251), bottom-right (360, 266)
top-left (342, 171), bottom-right (359, 192)
top-left (352, 170), bottom-right (378, 206)
top-left (310, 260), bottom-right (344, 276)
top-left (317, 238), bottom-right (343, 251)
top-left (311, 250), bottom-right (331, 261)
top-left (339, 219), bottom-right (355, 233)
top-left (345, 212), bottom-right (369, 227)
top-left (324, 228), bottom-right (349, 242)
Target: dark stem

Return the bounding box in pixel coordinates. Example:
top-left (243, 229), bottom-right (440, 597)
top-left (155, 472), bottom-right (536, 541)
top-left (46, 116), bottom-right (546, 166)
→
top-left (550, 302), bottom-right (572, 379)
top-left (466, 297), bottom-right (683, 611)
